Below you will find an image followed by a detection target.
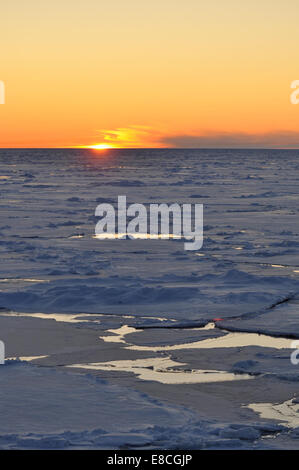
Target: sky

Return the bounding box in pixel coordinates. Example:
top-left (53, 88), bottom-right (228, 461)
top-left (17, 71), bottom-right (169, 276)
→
top-left (1, 0), bottom-right (299, 148)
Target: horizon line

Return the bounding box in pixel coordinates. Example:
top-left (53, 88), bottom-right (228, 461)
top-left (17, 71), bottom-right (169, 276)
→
top-left (0, 147), bottom-right (299, 151)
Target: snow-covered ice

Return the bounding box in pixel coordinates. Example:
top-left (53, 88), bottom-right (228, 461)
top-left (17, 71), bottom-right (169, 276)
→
top-left (0, 148), bottom-right (299, 448)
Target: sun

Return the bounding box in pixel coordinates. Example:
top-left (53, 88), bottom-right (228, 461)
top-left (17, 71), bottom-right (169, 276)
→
top-left (86, 143), bottom-right (115, 150)
top-left (73, 143), bottom-right (116, 150)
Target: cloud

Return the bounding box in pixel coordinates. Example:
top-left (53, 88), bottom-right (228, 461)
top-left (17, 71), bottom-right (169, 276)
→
top-left (93, 125), bottom-right (166, 148)
top-left (160, 131), bottom-right (299, 149)
top-left (86, 127), bottom-right (299, 149)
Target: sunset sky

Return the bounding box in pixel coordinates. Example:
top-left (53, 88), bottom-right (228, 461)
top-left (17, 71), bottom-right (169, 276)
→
top-left (1, 0), bottom-right (299, 148)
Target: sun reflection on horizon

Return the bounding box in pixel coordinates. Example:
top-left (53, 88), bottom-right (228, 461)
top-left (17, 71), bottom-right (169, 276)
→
top-left (81, 143), bottom-right (116, 150)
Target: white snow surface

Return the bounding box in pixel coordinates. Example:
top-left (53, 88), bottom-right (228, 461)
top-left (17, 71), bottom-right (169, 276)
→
top-left (0, 148), bottom-right (299, 449)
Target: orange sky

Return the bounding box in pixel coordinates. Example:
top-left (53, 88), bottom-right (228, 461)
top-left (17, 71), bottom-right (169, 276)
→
top-left (1, 0), bottom-right (299, 148)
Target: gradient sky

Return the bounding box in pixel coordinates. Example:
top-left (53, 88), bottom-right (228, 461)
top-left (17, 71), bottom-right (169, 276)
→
top-left (1, 0), bottom-right (299, 148)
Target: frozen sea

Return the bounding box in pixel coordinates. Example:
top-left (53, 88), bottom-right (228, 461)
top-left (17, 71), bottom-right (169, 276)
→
top-left (0, 148), bottom-right (299, 449)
